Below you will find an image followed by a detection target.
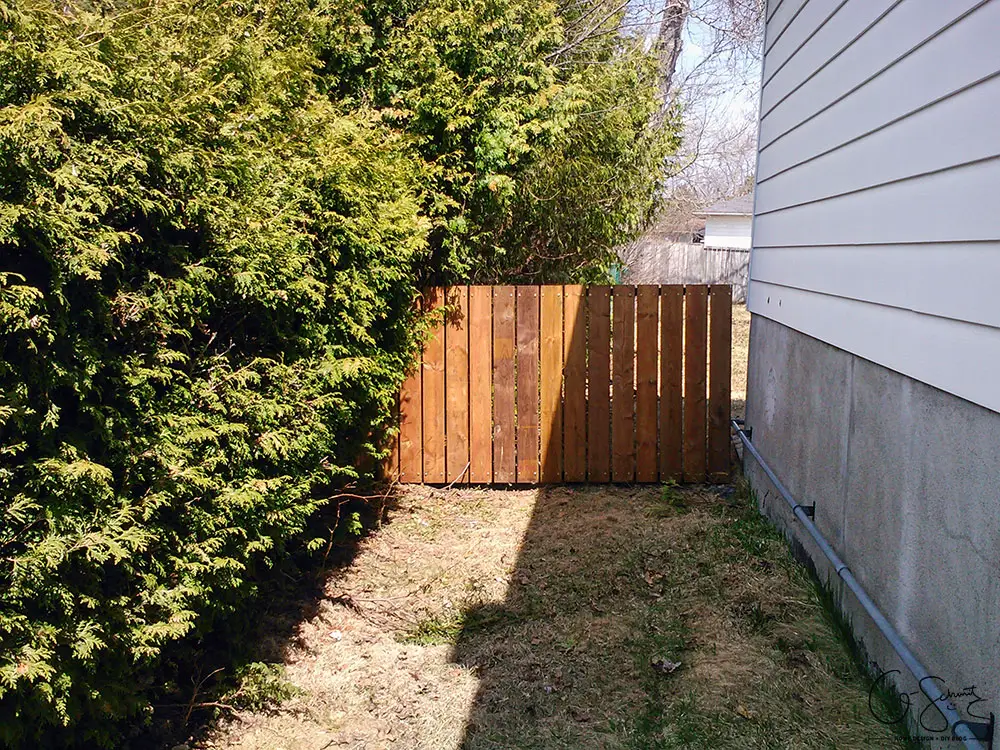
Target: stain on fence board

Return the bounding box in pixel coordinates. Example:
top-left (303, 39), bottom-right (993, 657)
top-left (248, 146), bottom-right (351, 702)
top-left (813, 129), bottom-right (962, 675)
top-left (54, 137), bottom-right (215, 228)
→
top-left (587, 287), bottom-right (612, 482)
top-left (395, 283), bottom-right (729, 486)
top-left (612, 286), bottom-right (635, 482)
top-left (422, 287), bottom-right (446, 483)
top-left (708, 285), bottom-right (732, 482)
top-left (468, 286), bottom-right (493, 483)
top-left (563, 285), bottom-right (587, 482)
top-left (516, 286), bottom-right (540, 483)
top-left (635, 285), bottom-right (659, 482)
top-left (683, 284), bottom-right (708, 482)
top-left (445, 286), bottom-right (470, 484)
top-left (493, 286), bottom-right (516, 483)
top-left (540, 286), bottom-right (564, 483)
top-left (659, 286), bottom-right (684, 482)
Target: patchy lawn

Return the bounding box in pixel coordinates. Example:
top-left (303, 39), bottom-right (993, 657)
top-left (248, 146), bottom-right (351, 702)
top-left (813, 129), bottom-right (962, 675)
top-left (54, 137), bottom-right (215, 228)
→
top-left (200, 481), bottom-right (908, 749)
top-left (731, 302), bottom-right (751, 422)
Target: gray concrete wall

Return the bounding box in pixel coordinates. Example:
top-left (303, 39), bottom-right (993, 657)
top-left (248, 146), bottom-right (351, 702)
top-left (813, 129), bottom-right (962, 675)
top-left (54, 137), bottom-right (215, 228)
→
top-left (745, 314), bottom-right (1000, 748)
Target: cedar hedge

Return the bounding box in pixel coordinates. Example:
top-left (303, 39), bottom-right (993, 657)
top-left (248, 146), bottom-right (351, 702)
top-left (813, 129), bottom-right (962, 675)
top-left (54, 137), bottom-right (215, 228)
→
top-left (0, 0), bottom-right (674, 745)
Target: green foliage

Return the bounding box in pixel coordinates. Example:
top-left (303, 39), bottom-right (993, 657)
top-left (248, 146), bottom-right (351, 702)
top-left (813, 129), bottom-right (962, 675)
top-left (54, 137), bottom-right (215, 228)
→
top-left (224, 662), bottom-right (301, 712)
top-left (0, 1), bottom-right (424, 745)
top-left (327, 0), bottom-right (679, 282)
top-left (0, 0), bottom-right (678, 746)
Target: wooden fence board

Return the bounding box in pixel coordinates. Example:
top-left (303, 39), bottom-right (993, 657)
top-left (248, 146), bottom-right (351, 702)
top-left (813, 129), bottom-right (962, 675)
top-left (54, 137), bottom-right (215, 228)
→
top-left (540, 286), bottom-right (564, 482)
top-left (683, 285), bottom-right (708, 482)
top-left (587, 287), bottom-right (611, 482)
top-left (563, 285), bottom-right (587, 482)
top-left (468, 286), bottom-right (493, 483)
top-left (612, 286), bottom-right (635, 482)
top-left (516, 287), bottom-right (540, 483)
top-left (659, 286), bottom-right (684, 482)
top-left (493, 286), bottom-right (516, 483)
top-left (396, 283), bottom-right (725, 487)
top-left (422, 287), bottom-right (446, 483)
top-left (445, 286), bottom-right (470, 484)
top-left (635, 285), bottom-right (658, 482)
top-left (708, 285), bottom-right (733, 482)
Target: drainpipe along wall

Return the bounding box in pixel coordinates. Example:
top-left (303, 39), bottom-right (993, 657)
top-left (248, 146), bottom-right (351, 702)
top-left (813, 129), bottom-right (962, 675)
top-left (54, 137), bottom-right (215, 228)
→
top-left (732, 420), bottom-right (991, 750)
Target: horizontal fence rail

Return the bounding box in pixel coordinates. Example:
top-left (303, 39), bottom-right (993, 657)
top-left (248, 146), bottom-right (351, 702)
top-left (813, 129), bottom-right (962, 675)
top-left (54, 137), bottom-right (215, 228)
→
top-left (385, 284), bottom-right (732, 485)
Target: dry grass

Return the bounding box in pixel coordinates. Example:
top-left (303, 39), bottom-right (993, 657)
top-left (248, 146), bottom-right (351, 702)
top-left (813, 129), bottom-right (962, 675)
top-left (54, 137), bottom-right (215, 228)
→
top-left (731, 302), bottom-right (751, 421)
top-left (201, 481), bottom-right (908, 750)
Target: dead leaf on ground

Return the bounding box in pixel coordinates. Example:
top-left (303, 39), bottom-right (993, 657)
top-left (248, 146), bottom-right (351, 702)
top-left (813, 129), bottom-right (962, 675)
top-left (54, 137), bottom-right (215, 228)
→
top-left (650, 657), bottom-right (681, 675)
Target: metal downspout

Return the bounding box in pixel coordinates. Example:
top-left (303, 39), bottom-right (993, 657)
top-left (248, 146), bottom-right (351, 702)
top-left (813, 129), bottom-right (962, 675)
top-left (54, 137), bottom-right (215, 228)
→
top-left (731, 419), bottom-right (989, 750)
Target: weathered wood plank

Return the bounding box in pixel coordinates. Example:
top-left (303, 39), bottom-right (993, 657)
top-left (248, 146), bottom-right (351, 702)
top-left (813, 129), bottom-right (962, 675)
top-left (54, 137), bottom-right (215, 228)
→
top-left (422, 287), bottom-right (446, 483)
top-left (659, 286), bottom-right (684, 481)
top-left (708, 285), bottom-right (733, 482)
top-left (516, 286), bottom-right (540, 483)
top-left (540, 286), bottom-right (564, 483)
top-left (468, 286), bottom-right (493, 483)
top-left (445, 286), bottom-right (470, 484)
top-left (587, 286), bottom-right (611, 482)
top-left (493, 286), bottom-right (516, 483)
top-left (563, 285), bottom-right (587, 482)
top-left (683, 285), bottom-right (708, 482)
top-left (612, 286), bottom-right (636, 482)
top-left (635, 285), bottom-right (659, 482)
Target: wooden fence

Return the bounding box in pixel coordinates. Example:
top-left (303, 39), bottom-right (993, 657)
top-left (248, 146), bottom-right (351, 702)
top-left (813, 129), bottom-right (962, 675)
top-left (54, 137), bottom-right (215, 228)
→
top-left (385, 284), bottom-right (732, 485)
top-left (626, 241), bottom-right (750, 302)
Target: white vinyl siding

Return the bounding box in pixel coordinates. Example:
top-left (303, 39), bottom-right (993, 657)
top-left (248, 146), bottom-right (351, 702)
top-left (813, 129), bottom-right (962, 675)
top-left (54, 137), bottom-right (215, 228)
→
top-left (703, 214), bottom-right (752, 250)
top-left (750, 0), bottom-right (1000, 414)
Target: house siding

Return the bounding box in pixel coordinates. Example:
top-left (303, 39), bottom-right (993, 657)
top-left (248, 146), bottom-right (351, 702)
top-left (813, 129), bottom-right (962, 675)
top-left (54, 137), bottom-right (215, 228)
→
top-left (703, 214), bottom-right (752, 250)
top-left (750, 0), bottom-right (1000, 414)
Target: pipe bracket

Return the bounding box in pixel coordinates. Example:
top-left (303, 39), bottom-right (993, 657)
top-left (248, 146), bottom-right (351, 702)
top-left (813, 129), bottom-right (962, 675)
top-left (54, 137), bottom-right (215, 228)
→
top-left (963, 714), bottom-right (995, 749)
top-left (793, 502), bottom-right (815, 519)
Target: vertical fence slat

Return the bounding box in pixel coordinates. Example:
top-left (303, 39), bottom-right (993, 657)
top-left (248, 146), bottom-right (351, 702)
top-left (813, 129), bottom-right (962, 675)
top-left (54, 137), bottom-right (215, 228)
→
top-left (468, 286), bottom-right (493, 483)
top-left (587, 286), bottom-right (611, 482)
top-left (708, 285), bottom-right (733, 482)
top-left (493, 286), bottom-right (516, 483)
top-left (422, 287), bottom-right (446, 483)
top-left (516, 287), bottom-right (540, 483)
top-left (635, 286), bottom-right (659, 482)
top-left (684, 284), bottom-right (708, 482)
top-left (445, 286), bottom-right (470, 484)
top-left (660, 286), bottom-right (684, 482)
top-left (563, 285), bottom-right (587, 482)
top-left (399, 297), bottom-right (423, 483)
top-left (540, 286), bottom-right (564, 482)
top-left (612, 286), bottom-right (635, 482)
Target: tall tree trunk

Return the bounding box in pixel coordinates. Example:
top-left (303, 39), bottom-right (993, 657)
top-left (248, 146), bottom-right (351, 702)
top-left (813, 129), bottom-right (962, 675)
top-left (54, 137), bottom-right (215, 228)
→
top-left (655, 0), bottom-right (688, 120)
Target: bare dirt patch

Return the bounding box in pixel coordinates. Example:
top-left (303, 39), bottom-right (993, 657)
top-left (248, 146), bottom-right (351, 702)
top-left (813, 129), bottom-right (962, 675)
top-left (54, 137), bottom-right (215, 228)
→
top-left (200, 481), bottom-right (907, 749)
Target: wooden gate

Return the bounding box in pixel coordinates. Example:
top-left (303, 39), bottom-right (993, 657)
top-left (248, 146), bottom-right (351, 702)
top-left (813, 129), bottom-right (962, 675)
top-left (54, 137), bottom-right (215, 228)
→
top-left (385, 284), bottom-right (732, 485)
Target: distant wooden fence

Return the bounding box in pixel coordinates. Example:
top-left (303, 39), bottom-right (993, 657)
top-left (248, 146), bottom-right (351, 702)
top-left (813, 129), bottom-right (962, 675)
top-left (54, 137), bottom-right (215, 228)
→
top-left (385, 284), bottom-right (732, 485)
top-left (627, 241), bottom-right (750, 302)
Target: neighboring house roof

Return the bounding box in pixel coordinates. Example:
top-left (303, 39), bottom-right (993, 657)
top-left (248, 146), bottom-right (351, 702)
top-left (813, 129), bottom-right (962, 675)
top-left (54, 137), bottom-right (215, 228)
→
top-left (702, 194), bottom-right (754, 216)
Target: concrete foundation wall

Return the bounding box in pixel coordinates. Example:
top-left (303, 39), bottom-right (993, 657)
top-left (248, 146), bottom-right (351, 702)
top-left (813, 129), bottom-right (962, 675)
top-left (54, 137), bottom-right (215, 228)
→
top-left (745, 314), bottom-right (1000, 747)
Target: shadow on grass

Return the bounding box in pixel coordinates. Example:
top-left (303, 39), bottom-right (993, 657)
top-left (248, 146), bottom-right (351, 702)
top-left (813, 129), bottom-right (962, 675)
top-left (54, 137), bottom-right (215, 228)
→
top-left (127, 486), bottom-right (402, 750)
